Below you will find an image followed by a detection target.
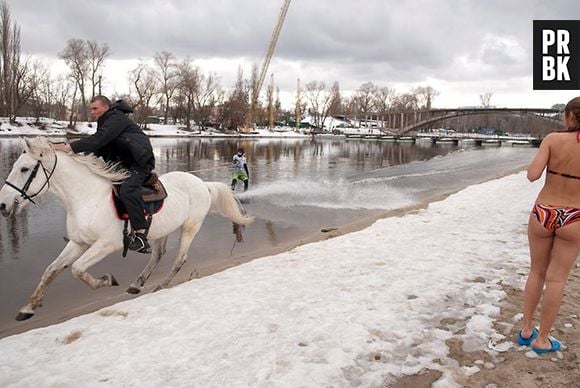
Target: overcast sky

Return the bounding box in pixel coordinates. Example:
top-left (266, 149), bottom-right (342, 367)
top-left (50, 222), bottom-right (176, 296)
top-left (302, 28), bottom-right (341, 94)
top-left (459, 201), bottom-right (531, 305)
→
top-left (6, 0), bottom-right (580, 109)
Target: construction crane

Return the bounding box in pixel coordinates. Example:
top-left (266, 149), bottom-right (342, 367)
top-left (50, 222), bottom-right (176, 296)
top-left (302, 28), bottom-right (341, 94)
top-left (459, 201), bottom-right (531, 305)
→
top-left (245, 0), bottom-right (291, 131)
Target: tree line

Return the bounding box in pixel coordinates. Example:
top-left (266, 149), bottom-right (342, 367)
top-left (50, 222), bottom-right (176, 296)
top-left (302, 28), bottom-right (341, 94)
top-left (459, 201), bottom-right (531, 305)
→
top-left (0, 1), bottom-right (559, 134)
top-left (0, 1), bottom-right (448, 132)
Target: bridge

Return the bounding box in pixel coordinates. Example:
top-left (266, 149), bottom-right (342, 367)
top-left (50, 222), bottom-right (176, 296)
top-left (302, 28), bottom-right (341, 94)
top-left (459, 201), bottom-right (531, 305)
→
top-left (338, 132), bottom-right (542, 147)
top-left (333, 107), bottom-right (561, 135)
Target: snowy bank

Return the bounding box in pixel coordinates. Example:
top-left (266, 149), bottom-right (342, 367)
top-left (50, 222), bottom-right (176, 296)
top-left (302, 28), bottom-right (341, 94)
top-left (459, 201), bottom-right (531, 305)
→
top-left (0, 118), bottom-right (309, 138)
top-left (0, 172), bottom-right (540, 387)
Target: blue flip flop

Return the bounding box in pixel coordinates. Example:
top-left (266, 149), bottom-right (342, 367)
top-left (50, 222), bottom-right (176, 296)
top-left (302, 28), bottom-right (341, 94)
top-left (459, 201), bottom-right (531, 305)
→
top-left (517, 327), bottom-right (538, 346)
top-left (532, 338), bottom-right (561, 354)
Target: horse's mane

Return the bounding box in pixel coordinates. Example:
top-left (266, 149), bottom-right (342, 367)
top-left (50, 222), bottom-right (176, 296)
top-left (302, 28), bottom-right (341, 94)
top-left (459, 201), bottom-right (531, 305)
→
top-left (27, 137), bottom-right (130, 183)
top-left (70, 153), bottom-right (130, 183)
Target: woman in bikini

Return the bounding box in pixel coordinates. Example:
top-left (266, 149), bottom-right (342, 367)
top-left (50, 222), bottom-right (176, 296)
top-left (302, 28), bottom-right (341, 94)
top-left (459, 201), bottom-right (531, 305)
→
top-left (519, 96), bottom-right (580, 353)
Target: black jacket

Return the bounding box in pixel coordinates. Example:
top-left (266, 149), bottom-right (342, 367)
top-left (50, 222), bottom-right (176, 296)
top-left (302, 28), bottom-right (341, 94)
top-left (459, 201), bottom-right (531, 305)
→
top-left (70, 100), bottom-right (155, 170)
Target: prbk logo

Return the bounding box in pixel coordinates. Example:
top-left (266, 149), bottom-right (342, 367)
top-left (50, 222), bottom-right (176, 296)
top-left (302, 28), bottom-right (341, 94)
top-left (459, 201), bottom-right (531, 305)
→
top-left (533, 20), bottom-right (580, 90)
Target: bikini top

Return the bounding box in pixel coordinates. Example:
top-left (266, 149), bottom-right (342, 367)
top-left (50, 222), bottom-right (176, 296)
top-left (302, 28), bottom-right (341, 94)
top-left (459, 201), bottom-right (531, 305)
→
top-left (548, 170), bottom-right (580, 180)
top-left (547, 130), bottom-right (580, 180)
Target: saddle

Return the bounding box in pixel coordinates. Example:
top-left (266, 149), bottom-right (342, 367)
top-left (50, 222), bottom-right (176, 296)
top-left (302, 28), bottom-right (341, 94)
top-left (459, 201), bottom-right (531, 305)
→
top-left (112, 172), bottom-right (168, 220)
top-left (112, 173), bottom-right (168, 257)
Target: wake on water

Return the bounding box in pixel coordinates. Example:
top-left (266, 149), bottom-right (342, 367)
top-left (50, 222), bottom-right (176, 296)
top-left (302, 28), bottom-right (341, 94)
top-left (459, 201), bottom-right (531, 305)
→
top-left (237, 178), bottom-right (416, 211)
top-left (236, 147), bottom-right (534, 212)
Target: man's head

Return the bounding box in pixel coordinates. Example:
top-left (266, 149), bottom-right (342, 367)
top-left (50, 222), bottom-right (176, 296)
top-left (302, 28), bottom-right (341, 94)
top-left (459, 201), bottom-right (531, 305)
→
top-left (89, 95), bottom-right (111, 120)
top-left (237, 148), bottom-right (244, 156)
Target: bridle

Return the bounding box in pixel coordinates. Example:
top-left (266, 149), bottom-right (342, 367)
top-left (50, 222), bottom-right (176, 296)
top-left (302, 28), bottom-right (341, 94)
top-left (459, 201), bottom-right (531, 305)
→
top-left (4, 153), bottom-right (58, 204)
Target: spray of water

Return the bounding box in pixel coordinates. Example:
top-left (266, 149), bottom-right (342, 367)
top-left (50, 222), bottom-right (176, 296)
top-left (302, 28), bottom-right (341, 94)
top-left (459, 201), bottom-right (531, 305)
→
top-left (237, 178), bottom-right (417, 210)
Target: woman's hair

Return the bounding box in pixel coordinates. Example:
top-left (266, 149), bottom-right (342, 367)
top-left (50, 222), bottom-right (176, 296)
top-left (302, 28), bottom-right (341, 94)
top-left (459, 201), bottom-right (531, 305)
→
top-left (564, 97), bottom-right (580, 130)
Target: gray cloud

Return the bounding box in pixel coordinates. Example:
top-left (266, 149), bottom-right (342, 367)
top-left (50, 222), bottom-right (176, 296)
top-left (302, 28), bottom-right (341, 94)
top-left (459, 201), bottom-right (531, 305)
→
top-left (6, 0), bottom-right (580, 107)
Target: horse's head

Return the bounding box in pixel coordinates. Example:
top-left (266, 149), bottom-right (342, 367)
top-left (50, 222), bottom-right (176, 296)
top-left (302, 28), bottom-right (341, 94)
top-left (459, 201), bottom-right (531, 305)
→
top-left (0, 137), bottom-right (57, 216)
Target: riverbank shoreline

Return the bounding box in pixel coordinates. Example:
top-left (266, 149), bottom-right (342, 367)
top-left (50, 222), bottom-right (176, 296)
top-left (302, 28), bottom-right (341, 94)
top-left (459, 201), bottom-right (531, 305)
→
top-left (0, 166), bottom-right (525, 339)
top-left (0, 202), bottom-right (428, 338)
top-left (0, 117), bottom-right (311, 139)
top-left (3, 168), bottom-right (565, 387)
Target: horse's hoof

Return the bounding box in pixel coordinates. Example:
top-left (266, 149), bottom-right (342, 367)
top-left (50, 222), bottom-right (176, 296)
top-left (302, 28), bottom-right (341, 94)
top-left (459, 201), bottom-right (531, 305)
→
top-left (15, 312), bottom-right (34, 321)
top-left (126, 286), bottom-right (141, 294)
top-left (100, 274), bottom-right (119, 286)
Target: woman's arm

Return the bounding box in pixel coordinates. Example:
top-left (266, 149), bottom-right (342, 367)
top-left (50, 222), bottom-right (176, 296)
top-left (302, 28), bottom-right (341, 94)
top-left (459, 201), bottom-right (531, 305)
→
top-left (527, 135), bottom-right (551, 182)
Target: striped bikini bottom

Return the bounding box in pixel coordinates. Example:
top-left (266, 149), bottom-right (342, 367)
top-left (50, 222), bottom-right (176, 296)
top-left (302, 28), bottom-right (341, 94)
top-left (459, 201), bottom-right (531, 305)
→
top-left (532, 203), bottom-right (580, 231)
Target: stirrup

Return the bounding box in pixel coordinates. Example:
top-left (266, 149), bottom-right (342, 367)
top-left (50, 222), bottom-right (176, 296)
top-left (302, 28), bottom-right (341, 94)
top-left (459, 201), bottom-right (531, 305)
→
top-left (128, 233), bottom-right (151, 254)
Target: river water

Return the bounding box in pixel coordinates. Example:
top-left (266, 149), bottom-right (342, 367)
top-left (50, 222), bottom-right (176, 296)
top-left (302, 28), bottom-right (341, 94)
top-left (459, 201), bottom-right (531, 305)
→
top-left (0, 137), bottom-right (536, 337)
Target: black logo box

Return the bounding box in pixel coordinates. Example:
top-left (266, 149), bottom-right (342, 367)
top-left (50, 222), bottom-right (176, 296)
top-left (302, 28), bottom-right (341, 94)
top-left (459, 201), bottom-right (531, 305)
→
top-left (533, 20), bottom-right (580, 90)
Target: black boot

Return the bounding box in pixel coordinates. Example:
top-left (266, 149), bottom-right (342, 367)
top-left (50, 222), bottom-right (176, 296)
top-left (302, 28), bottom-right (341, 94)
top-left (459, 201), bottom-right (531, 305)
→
top-left (128, 232), bottom-right (151, 254)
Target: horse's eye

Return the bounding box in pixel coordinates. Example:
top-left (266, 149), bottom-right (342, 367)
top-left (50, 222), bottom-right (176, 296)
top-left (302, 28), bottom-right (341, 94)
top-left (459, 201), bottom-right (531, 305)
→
top-left (21, 167), bottom-right (29, 173)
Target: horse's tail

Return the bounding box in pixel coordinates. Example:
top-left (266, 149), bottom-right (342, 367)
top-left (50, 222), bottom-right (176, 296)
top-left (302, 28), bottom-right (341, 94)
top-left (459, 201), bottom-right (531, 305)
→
top-left (205, 182), bottom-right (254, 225)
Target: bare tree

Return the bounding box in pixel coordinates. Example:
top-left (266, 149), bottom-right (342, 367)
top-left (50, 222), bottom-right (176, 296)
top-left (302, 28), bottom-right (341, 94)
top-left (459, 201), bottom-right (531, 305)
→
top-left (86, 40), bottom-right (110, 97)
top-left (153, 51), bottom-right (178, 124)
top-left (0, 1), bottom-right (10, 116)
top-left (0, 1), bottom-right (23, 120)
top-left (391, 93), bottom-right (419, 111)
top-left (68, 84), bottom-right (78, 129)
top-left (194, 72), bottom-right (220, 130)
top-left (33, 65), bottom-right (52, 122)
top-left (60, 39), bottom-right (89, 121)
top-left (266, 75), bottom-right (275, 128)
top-left (327, 81), bottom-right (342, 117)
top-left (14, 58), bottom-right (47, 122)
top-left (304, 81), bottom-right (335, 130)
top-left (294, 78), bottom-right (304, 130)
top-left (51, 74), bottom-right (74, 121)
top-left (128, 62), bottom-right (159, 127)
top-left (374, 86), bottom-right (395, 128)
top-left (174, 58), bottom-right (199, 130)
top-left (414, 86), bottom-right (439, 110)
top-left (374, 87), bottom-right (395, 111)
top-left (356, 82), bottom-right (377, 116)
top-left (480, 92), bottom-right (493, 108)
top-left (219, 66), bottom-right (249, 131)
top-left (351, 82), bottom-right (378, 127)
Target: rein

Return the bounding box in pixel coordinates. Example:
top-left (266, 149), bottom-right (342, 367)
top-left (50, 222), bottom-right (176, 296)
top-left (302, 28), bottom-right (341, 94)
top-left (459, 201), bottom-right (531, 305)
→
top-left (4, 154), bottom-right (58, 204)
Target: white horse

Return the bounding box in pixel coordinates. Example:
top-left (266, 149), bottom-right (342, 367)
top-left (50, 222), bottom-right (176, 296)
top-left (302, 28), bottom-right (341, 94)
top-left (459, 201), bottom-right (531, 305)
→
top-left (0, 137), bottom-right (253, 321)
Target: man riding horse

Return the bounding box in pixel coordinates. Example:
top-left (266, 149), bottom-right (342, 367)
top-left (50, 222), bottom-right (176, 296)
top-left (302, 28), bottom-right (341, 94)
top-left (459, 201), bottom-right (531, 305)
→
top-left (52, 96), bottom-right (154, 253)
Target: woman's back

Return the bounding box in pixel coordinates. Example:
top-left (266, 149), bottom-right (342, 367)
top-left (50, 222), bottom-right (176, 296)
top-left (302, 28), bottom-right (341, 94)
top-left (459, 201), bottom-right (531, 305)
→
top-left (529, 97), bottom-right (580, 208)
top-left (538, 131), bottom-right (580, 207)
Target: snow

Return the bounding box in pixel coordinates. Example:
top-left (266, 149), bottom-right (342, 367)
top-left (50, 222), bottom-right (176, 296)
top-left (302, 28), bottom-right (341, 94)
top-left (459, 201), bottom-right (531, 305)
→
top-left (0, 171), bottom-right (540, 387)
top-left (0, 117), bottom-right (309, 138)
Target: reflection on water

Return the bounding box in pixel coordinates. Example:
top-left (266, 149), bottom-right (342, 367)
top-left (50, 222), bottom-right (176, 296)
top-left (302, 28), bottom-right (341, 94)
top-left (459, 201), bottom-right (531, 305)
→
top-left (0, 137), bottom-right (458, 258)
top-left (8, 208), bottom-right (29, 258)
top-left (232, 222), bottom-right (244, 243)
top-left (0, 136), bottom-right (538, 337)
top-left (151, 138), bottom-right (456, 184)
top-left (0, 205), bottom-right (30, 262)
top-left (264, 220), bottom-right (278, 246)
top-left (0, 140), bottom-right (29, 261)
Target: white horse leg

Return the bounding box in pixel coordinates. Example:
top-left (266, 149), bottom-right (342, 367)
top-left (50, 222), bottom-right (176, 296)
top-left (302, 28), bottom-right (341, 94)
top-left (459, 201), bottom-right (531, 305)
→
top-left (154, 223), bottom-right (201, 292)
top-left (70, 241), bottom-right (122, 290)
top-left (16, 241), bottom-right (88, 321)
top-left (126, 236), bottom-right (168, 294)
